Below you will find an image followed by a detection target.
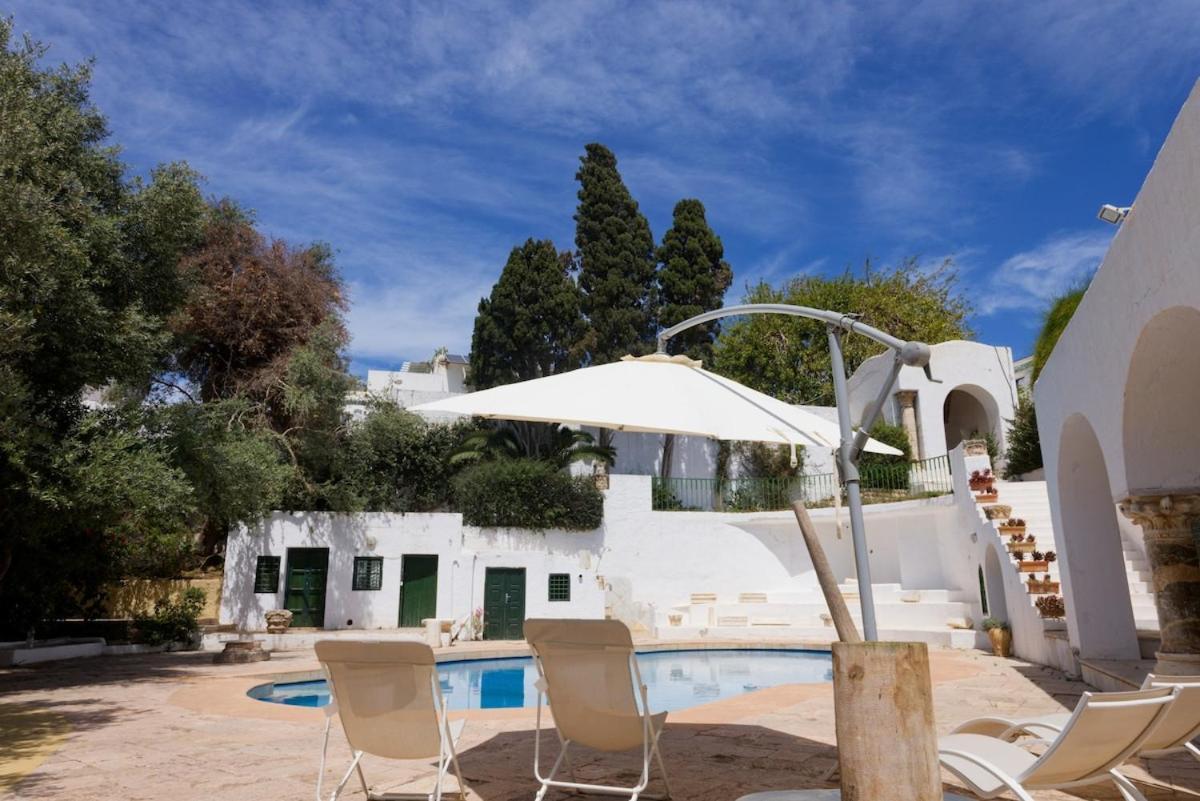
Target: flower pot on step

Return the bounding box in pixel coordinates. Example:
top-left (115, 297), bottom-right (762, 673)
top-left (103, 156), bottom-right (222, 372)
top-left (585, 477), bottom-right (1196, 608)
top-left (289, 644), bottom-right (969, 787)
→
top-left (975, 491), bottom-right (999, 503)
top-left (987, 627), bottom-right (1013, 657)
top-left (997, 525), bottom-right (1026, 537)
top-left (1019, 561), bottom-right (1049, 572)
top-left (1007, 541), bottom-right (1036, 553)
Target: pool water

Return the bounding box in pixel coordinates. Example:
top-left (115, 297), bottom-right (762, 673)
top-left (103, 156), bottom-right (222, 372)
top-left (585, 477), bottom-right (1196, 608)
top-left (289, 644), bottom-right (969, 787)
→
top-left (248, 648), bottom-right (832, 712)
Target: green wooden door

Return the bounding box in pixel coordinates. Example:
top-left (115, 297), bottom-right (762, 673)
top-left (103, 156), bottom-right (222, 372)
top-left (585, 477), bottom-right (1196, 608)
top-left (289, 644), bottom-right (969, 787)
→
top-left (284, 548), bottom-right (329, 628)
top-left (399, 555), bottom-right (439, 627)
top-left (483, 567), bottom-right (526, 640)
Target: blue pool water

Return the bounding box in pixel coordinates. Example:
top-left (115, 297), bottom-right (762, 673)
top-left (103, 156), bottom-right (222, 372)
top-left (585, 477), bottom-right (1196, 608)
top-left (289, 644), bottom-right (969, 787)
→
top-left (248, 649), bottom-right (832, 712)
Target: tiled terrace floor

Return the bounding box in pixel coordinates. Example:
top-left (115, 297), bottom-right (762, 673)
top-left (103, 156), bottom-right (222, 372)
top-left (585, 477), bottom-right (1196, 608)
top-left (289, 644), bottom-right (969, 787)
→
top-left (1, 642), bottom-right (1198, 801)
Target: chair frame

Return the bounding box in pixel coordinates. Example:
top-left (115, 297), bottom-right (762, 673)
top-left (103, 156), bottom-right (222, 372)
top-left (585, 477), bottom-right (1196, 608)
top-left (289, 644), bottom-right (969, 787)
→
top-left (531, 648), bottom-right (672, 801)
top-left (317, 661), bottom-right (466, 801)
top-left (939, 689), bottom-right (1178, 801)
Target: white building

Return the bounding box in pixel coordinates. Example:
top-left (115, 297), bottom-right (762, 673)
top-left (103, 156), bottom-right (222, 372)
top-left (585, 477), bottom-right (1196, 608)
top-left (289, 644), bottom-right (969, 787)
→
top-left (1035, 79), bottom-right (1200, 680)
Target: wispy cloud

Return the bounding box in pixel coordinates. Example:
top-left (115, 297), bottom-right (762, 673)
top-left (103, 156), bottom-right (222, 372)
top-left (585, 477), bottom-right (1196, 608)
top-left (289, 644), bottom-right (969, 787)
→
top-left (8, 0), bottom-right (1198, 366)
top-left (979, 231), bottom-right (1113, 316)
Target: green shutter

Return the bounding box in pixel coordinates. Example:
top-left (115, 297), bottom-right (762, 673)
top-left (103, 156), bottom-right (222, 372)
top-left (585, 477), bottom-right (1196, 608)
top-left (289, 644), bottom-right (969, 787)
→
top-left (254, 556), bottom-right (281, 593)
top-left (353, 557), bottom-right (384, 591)
top-left (548, 573), bottom-right (571, 602)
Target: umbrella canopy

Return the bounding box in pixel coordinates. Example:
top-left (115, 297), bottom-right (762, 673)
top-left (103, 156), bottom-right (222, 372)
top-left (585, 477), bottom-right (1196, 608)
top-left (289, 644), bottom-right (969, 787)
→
top-left (410, 354), bottom-right (902, 455)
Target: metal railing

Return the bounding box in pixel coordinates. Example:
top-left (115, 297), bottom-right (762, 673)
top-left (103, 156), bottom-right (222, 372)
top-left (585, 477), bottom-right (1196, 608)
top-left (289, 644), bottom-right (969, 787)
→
top-left (650, 454), bottom-right (954, 512)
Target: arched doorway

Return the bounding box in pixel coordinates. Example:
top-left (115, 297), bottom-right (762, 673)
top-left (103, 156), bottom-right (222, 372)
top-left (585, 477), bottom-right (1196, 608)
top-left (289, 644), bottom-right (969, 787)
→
top-left (1057, 413), bottom-right (1138, 659)
top-left (943, 384), bottom-right (999, 451)
top-left (1123, 305), bottom-right (1200, 491)
top-left (983, 545), bottom-right (1008, 622)
top-left (1121, 305), bottom-right (1200, 663)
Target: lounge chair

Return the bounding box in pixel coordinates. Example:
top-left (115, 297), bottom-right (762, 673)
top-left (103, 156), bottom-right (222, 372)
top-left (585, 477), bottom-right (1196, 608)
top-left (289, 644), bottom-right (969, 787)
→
top-left (525, 618), bottom-right (672, 801)
top-left (315, 640), bottom-right (466, 801)
top-left (938, 686), bottom-right (1177, 801)
top-left (952, 673), bottom-right (1200, 760)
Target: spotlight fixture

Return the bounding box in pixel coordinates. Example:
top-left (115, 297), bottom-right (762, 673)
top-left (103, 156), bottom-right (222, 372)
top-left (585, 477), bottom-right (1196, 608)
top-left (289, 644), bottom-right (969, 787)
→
top-left (1097, 204), bottom-right (1131, 225)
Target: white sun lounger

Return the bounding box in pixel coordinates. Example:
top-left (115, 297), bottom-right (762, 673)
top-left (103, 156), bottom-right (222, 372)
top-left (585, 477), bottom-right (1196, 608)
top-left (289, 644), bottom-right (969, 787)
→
top-left (938, 686), bottom-right (1177, 801)
top-left (315, 640), bottom-right (466, 801)
top-left (952, 673), bottom-right (1200, 761)
top-left (525, 618), bottom-right (672, 801)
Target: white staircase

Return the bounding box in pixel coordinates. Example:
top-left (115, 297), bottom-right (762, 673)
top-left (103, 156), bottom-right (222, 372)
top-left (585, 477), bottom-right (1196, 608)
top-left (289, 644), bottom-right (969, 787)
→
top-left (656, 581), bottom-right (985, 649)
top-left (994, 480), bottom-right (1157, 631)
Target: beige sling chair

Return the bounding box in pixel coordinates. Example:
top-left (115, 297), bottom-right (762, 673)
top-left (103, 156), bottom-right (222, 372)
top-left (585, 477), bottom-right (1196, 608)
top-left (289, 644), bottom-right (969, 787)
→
top-left (525, 619), bottom-right (672, 801)
top-left (315, 640), bottom-right (466, 801)
top-left (939, 686), bottom-right (1178, 801)
top-left (950, 674), bottom-right (1200, 800)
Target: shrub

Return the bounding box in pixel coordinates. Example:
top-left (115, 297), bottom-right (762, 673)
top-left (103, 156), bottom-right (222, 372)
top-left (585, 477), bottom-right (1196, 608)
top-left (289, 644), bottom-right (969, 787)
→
top-left (858, 421), bottom-right (912, 491)
top-left (1003, 391), bottom-right (1043, 479)
top-left (982, 617), bottom-right (1010, 631)
top-left (134, 587), bottom-right (206, 646)
top-left (453, 459), bottom-right (603, 530)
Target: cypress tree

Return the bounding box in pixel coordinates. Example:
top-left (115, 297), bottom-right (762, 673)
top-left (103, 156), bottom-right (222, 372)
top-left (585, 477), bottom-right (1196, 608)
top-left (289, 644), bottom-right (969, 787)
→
top-left (574, 143), bottom-right (657, 364)
top-left (469, 239), bottom-right (584, 390)
top-left (656, 198), bottom-right (733, 362)
top-left (655, 198), bottom-right (734, 477)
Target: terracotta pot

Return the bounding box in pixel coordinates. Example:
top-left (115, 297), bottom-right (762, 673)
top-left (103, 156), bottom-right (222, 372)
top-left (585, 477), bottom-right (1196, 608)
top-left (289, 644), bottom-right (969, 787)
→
top-left (975, 492), bottom-right (999, 503)
top-left (1006, 542), bottom-right (1036, 553)
top-left (988, 627), bottom-right (1012, 657)
top-left (997, 525), bottom-right (1026, 536)
top-left (1019, 561), bottom-right (1049, 572)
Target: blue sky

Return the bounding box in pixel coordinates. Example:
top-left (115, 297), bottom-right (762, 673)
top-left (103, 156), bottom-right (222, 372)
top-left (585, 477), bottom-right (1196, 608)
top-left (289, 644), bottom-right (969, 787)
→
top-left (10, 2), bottom-right (1200, 375)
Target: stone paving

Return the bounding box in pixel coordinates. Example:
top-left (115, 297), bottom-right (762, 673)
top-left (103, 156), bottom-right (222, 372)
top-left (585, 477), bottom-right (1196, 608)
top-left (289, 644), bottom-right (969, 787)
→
top-left (1, 643), bottom-right (1198, 801)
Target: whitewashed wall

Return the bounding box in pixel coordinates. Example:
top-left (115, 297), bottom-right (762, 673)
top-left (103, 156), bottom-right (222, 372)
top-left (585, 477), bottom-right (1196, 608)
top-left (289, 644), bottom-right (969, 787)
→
top-left (1036, 79), bottom-right (1200, 662)
top-left (222, 474), bottom-right (969, 635)
top-left (848, 340), bottom-right (1019, 460)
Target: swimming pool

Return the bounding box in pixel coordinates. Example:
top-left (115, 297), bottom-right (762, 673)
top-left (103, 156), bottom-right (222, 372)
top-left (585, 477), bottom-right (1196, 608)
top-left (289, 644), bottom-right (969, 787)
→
top-left (248, 648), bottom-right (832, 712)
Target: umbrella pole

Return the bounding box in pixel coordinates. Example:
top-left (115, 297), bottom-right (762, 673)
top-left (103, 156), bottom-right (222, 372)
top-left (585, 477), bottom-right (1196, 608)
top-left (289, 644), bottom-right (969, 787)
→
top-left (827, 327), bottom-right (879, 641)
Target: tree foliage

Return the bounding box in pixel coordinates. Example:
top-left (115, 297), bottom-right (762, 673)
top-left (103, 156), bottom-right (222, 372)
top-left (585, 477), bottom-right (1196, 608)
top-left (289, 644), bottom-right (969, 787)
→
top-left (0, 21), bottom-right (209, 631)
top-left (1032, 286), bottom-right (1086, 382)
top-left (326, 402), bottom-right (476, 513)
top-left (1002, 390), bottom-right (1043, 479)
top-left (574, 143), bottom-right (657, 364)
top-left (656, 199), bottom-right (733, 362)
top-left (453, 459), bottom-right (604, 530)
top-left (449, 424), bottom-right (615, 470)
top-left (713, 259), bottom-right (972, 405)
top-left (469, 239), bottom-right (584, 390)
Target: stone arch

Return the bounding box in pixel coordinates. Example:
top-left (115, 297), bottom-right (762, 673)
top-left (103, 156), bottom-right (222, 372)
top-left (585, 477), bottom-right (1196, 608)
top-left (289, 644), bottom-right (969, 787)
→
top-left (983, 544), bottom-right (1008, 622)
top-left (1057, 413), bottom-right (1139, 659)
top-left (943, 384), bottom-right (1001, 451)
top-left (1122, 305), bottom-right (1200, 492)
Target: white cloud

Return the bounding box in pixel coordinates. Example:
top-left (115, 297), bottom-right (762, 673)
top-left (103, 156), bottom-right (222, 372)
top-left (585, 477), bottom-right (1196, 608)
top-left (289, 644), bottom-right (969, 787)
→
top-left (979, 231), bottom-right (1113, 316)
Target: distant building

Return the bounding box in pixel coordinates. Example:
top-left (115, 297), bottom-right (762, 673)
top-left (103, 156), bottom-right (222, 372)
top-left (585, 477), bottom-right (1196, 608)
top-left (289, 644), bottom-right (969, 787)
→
top-left (346, 351), bottom-right (470, 422)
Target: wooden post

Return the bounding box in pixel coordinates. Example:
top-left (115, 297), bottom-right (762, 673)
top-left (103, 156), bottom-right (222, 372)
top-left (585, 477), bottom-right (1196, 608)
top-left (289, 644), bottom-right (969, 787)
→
top-left (832, 641), bottom-right (941, 801)
top-left (792, 499), bottom-right (862, 643)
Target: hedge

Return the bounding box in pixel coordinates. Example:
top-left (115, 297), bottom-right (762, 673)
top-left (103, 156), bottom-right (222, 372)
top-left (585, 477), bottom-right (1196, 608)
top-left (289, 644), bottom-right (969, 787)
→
top-left (452, 458), bottom-right (603, 530)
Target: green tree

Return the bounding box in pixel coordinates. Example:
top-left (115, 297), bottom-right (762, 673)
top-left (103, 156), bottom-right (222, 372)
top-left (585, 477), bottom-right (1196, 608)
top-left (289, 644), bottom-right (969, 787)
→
top-left (1002, 390), bottom-right (1043, 479)
top-left (1032, 286), bottom-right (1086, 382)
top-left (713, 259), bottom-right (972, 406)
top-left (656, 199), bottom-right (733, 361)
top-left (469, 239), bottom-right (584, 390)
top-left (449, 424), bottom-right (615, 470)
top-left (0, 22), bottom-right (207, 623)
top-left (327, 402), bottom-right (476, 513)
top-left (574, 143), bottom-right (657, 365)
top-left (655, 198), bottom-right (733, 475)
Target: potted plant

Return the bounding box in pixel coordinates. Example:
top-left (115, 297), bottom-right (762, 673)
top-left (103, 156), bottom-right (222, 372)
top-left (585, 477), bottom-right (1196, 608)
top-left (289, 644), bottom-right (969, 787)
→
top-left (998, 518), bottom-right (1026, 537)
top-left (1012, 550), bottom-right (1026, 564)
top-left (969, 469), bottom-right (995, 492)
top-left (1045, 551), bottom-right (1057, 564)
top-left (1035, 595), bottom-right (1066, 620)
top-left (1023, 550), bottom-right (1049, 572)
top-left (1007, 531), bottom-right (1036, 554)
top-left (982, 618), bottom-right (1012, 657)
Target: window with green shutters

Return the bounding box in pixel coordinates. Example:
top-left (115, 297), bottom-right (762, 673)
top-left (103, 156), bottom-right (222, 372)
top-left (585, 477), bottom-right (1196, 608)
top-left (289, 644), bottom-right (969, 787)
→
top-left (353, 557), bottom-right (384, 591)
top-left (254, 556), bottom-right (281, 593)
top-left (548, 573), bottom-right (571, 602)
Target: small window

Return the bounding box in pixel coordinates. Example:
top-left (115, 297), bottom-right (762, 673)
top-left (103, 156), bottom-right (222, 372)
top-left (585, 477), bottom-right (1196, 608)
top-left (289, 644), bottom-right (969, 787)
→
top-left (548, 573), bottom-right (571, 602)
top-left (254, 556), bottom-right (281, 594)
top-left (353, 557), bottom-right (384, 591)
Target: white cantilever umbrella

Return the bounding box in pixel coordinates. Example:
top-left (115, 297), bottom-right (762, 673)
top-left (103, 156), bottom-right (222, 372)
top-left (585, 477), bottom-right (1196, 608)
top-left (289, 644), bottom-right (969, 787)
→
top-left (410, 353), bottom-right (902, 455)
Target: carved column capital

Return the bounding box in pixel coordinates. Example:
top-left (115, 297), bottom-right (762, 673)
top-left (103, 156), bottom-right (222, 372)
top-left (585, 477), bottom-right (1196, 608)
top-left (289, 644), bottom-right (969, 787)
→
top-left (1119, 493), bottom-right (1200, 535)
top-left (894, 389), bottom-right (918, 408)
